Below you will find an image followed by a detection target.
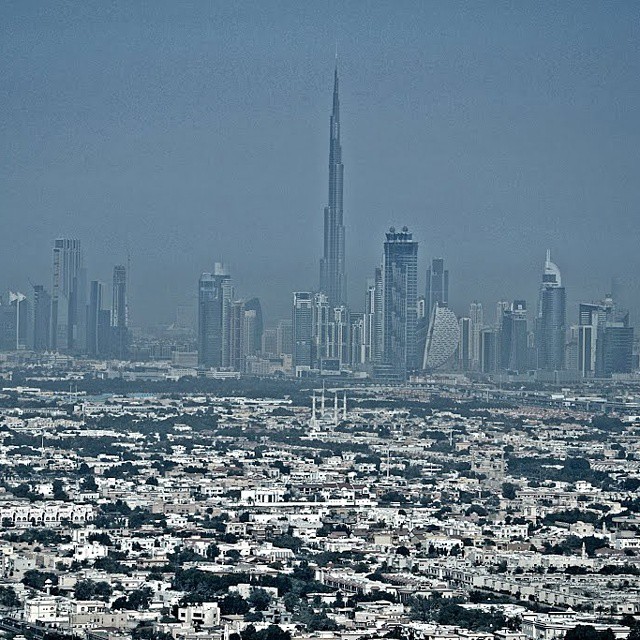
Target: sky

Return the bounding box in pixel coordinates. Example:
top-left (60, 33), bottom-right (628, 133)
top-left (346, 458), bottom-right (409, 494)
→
top-left (1, 1), bottom-right (639, 327)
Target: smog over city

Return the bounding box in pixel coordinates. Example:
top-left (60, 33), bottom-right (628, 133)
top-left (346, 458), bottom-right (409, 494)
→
top-left (1, 4), bottom-right (640, 640)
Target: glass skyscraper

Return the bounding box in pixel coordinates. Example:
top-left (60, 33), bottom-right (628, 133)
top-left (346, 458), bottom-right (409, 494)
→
top-left (537, 250), bottom-right (566, 371)
top-left (198, 264), bottom-right (232, 368)
top-left (51, 238), bottom-right (84, 352)
top-left (382, 226), bottom-right (418, 377)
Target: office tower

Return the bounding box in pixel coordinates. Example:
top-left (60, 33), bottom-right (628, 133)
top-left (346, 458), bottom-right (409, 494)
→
top-left (423, 305), bottom-right (459, 370)
top-left (276, 319), bottom-right (293, 356)
top-left (537, 250), bottom-right (566, 371)
top-left (361, 277), bottom-right (380, 365)
top-left (262, 329), bottom-right (278, 355)
top-left (382, 227), bottom-right (419, 377)
top-left (499, 300), bottom-right (529, 373)
top-left (579, 296), bottom-right (634, 377)
top-left (566, 325), bottom-right (579, 372)
top-left (33, 285), bottom-right (51, 351)
top-left (111, 265), bottom-right (129, 360)
top-left (577, 302), bottom-right (600, 377)
top-left (197, 264), bottom-right (232, 368)
top-left (86, 281), bottom-right (105, 357)
top-left (350, 312), bottom-right (365, 365)
top-left (198, 274), bottom-right (218, 367)
top-left (480, 328), bottom-right (499, 374)
top-left (425, 258), bottom-right (449, 323)
top-left (243, 298), bottom-right (263, 356)
top-left (227, 298), bottom-right (263, 373)
top-left (319, 63), bottom-right (346, 309)
top-left (51, 238), bottom-right (83, 352)
top-left (312, 292), bottom-right (330, 367)
top-left (599, 323), bottom-right (634, 376)
top-left (229, 300), bottom-right (246, 372)
top-left (373, 267), bottom-right (384, 363)
top-left (292, 292), bottom-right (313, 372)
top-left (328, 305), bottom-right (350, 366)
top-left (0, 294), bottom-right (29, 351)
top-left (469, 301), bottom-right (483, 370)
top-left (495, 300), bottom-right (510, 329)
top-left (0, 300), bottom-right (14, 351)
top-left (459, 317), bottom-right (472, 371)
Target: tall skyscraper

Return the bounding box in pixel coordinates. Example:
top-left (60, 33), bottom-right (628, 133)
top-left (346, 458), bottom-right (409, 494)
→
top-left (578, 296), bottom-right (634, 377)
top-left (33, 284), bottom-right (51, 351)
top-left (51, 238), bottom-right (83, 352)
top-left (111, 265), bottom-right (129, 360)
top-left (262, 329), bottom-right (278, 355)
top-left (319, 64), bottom-right (346, 309)
top-left (458, 317), bottom-right (472, 371)
top-left (228, 297), bottom-right (263, 373)
top-left (480, 328), bottom-right (499, 374)
top-left (361, 276), bottom-right (381, 365)
top-left (469, 301), bottom-right (483, 370)
top-left (499, 300), bottom-right (528, 373)
top-left (198, 264), bottom-right (232, 368)
top-left (577, 302), bottom-right (600, 377)
top-left (312, 292), bottom-right (330, 368)
top-left (0, 294), bottom-right (29, 351)
top-left (423, 305), bottom-right (459, 370)
top-left (292, 292), bottom-right (313, 373)
top-left (495, 300), bottom-right (510, 328)
top-left (243, 298), bottom-right (263, 357)
top-left (382, 227), bottom-right (419, 377)
top-left (87, 281), bottom-right (105, 358)
top-left (537, 250), bottom-right (566, 371)
top-left (328, 305), bottom-right (350, 366)
top-left (229, 299), bottom-right (246, 373)
top-left (425, 258), bottom-right (449, 323)
top-left (276, 319), bottom-right (293, 356)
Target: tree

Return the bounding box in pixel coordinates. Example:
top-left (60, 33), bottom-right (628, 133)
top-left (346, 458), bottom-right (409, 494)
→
top-left (565, 626), bottom-right (616, 640)
top-left (219, 594), bottom-right (249, 616)
top-left (502, 483), bottom-right (517, 500)
top-left (248, 588), bottom-right (272, 612)
top-left (0, 585), bottom-right (20, 608)
top-left (88, 532), bottom-right (112, 546)
top-left (22, 570), bottom-right (58, 591)
top-left (75, 580), bottom-right (96, 600)
top-left (52, 479), bottom-right (69, 501)
top-left (112, 587), bottom-right (153, 611)
top-left (206, 543), bottom-right (220, 559)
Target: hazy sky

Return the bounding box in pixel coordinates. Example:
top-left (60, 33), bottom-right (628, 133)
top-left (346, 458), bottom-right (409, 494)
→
top-left (2, 1), bottom-right (639, 326)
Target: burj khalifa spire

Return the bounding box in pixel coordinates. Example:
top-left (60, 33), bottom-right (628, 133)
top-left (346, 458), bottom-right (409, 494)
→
top-left (319, 62), bottom-right (346, 308)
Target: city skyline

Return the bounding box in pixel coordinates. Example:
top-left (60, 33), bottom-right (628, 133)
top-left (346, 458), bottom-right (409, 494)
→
top-left (4, 6), bottom-right (640, 637)
top-left (1, 3), bottom-right (639, 326)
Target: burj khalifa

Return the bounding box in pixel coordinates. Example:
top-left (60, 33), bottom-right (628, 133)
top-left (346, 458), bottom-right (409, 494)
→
top-left (319, 64), bottom-right (346, 309)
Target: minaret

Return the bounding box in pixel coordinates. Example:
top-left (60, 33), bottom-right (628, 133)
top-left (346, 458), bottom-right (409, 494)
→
top-left (319, 61), bottom-right (346, 309)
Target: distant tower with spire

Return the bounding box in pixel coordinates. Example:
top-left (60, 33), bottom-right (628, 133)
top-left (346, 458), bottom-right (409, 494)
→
top-left (319, 60), bottom-right (346, 309)
top-left (537, 249), bottom-right (566, 371)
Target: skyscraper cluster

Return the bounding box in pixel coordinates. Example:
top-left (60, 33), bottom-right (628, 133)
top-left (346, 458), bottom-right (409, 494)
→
top-left (0, 239), bottom-right (130, 359)
top-left (191, 63), bottom-right (636, 382)
top-left (1, 66), bottom-right (635, 381)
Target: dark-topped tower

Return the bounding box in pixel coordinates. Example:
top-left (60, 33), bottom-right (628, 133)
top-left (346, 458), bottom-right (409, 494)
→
top-left (319, 63), bottom-right (346, 309)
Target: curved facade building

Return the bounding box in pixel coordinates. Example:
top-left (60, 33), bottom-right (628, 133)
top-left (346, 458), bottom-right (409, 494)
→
top-left (423, 304), bottom-right (459, 370)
